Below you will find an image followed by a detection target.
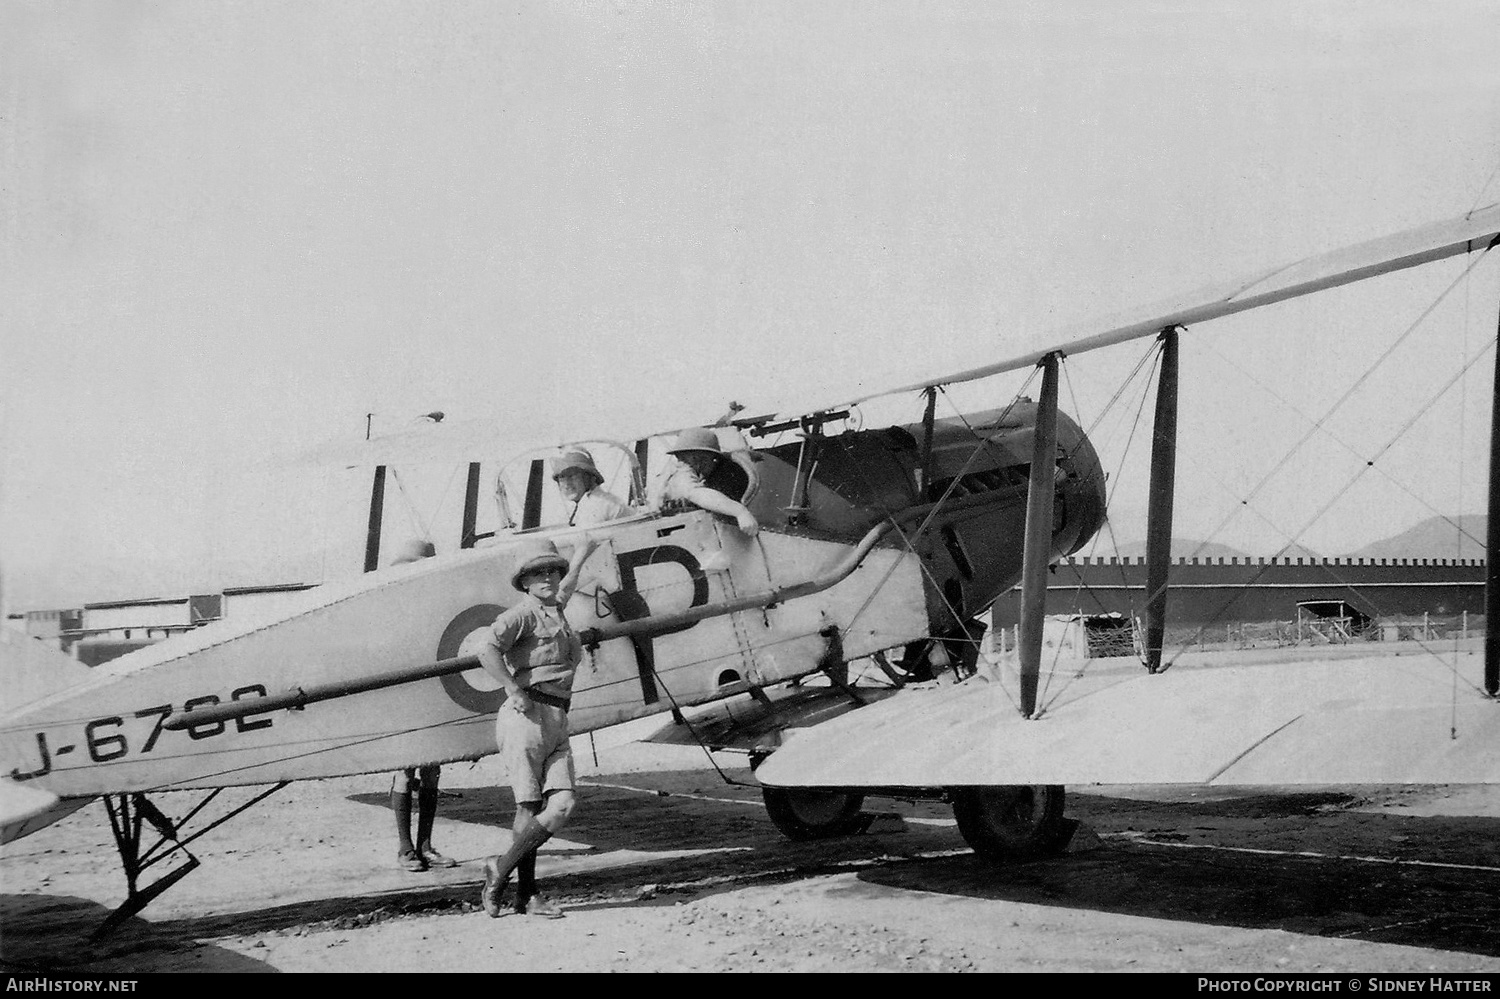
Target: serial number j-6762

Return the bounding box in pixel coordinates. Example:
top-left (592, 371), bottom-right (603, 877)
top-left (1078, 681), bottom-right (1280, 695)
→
top-left (9, 684), bottom-right (275, 781)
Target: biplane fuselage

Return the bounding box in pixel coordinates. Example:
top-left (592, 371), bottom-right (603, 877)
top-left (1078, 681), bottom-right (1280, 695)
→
top-left (0, 405), bottom-right (1107, 806)
top-left (4, 201), bottom-right (1496, 933)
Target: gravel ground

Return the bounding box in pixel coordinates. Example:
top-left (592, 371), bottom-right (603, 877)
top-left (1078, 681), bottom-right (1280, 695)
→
top-left (3, 724), bottom-right (1499, 974)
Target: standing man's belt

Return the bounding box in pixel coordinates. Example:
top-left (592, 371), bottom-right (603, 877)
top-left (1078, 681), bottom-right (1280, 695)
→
top-left (525, 688), bottom-right (571, 711)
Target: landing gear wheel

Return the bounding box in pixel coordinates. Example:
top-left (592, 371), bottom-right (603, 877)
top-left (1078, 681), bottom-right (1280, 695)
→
top-left (951, 785), bottom-right (1068, 860)
top-left (762, 787), bottom-right (866, 840)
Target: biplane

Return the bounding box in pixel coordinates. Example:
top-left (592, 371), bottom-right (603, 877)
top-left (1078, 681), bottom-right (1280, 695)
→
top-left (3, 201), bottom-right (1499, 933)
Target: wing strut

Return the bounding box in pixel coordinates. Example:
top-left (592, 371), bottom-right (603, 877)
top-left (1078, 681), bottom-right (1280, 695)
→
top-left (1143, 327), bottom-right (1181, 674)
top-left (363, 465), bottom-right (387, 572)
top-left (461, 461), bottom-right (483, 548)
top-left (1487, 287), bottom-right (1500, 697)
top-left (1018, 352), bottom-right (1061, 717)
top-left (918, 385), bottom-right (937, 496)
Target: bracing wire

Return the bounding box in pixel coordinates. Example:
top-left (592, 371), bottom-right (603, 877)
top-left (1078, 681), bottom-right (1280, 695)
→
top-left (1469, 159), bottom-right (1500, 216)
top-left (389, 463), bottom-right (463, 549)
top-left (1163, 335), bottom-right (1498, 693)
top-left (1451, 256), bottom-right (1474, 736)
top-left (1034, 343), bottom-right (1163, 710)
top-left (1187, 250), bottom-right (1492, 560)
top-left (1069, 344), bottom-right (1160, 569)
top-left (820, 378), bottom-right (1052, 715)
top-left (893, 349), bottom-right (1162, 712)
top-left (639, 665), bottom-right (758, 788)
top-left (1195, 337), bottom-right (1484, 553)
top-left (926, 353), bottom-right (1159, 712)
top-left (1079, 244), bottom-right (1500, 698)
top-left (390, 467), bottom-right (435, 544)
top-left (840, 375), bottom-right (1042, 639)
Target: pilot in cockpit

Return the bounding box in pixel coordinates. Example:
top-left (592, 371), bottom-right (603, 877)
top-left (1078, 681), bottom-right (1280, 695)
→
top-left (650, 428), bottom-right (760, 536)
top-left (550, 448), bottom-right (632, 526)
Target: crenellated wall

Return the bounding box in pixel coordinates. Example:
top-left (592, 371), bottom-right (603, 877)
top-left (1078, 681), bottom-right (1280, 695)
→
top-left (990, 556), bottom-right (1486, 628)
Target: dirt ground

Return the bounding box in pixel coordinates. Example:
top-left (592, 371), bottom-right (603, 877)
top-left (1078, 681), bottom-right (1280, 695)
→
top-left (3, 720), bottom-right (1500, 975)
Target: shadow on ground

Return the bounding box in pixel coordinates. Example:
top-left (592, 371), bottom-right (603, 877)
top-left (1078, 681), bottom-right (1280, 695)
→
top-left (347, 768), bottom-right (797, 854)
top-left (8, 779), bottom-right (1496, 967)
top-left (0, 770), bottom-right (956, 968)
top-left (856, 789), bottom-right (1500, 958)
top-left (0, 893), bottom-right (277, 973)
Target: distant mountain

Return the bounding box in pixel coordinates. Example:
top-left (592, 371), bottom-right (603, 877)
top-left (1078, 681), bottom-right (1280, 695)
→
top-left (1349, 514), bottom-right (1485, 560)
top-left (1112, 539), bottom-right (1246, 560)
top-left (1102, 517), bottom-right (1487, 564)
top-left (1109, 538), bottom-right (1320, 561)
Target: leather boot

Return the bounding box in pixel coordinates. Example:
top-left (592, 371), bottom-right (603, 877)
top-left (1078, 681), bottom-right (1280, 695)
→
top-left (481, 856), bottom-right (507, 917)
top-left (514, 849), bottom-right (564, 917)
top-left (513, 850), bottom-right (536, 913)
top-left (393, 790), bottom-right (425, 871)
top-left (480, 817), bottom-right (552, 918)
top-left (521, 892), bottom-right (565, 919)
top-left (416, 783), bottom-right (456, 868)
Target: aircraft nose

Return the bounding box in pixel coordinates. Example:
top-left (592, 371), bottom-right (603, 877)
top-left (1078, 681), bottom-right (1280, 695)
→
top-left (1056, 416), bottom-right (1108, 557)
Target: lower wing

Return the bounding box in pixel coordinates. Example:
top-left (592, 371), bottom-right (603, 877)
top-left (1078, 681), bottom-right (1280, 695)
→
top-left (755, 653), bottom-right (1500, 788)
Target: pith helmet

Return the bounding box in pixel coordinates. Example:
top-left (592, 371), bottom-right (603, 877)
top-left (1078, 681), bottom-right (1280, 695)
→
top-left (509, 539), bottom-right (569, 592)
top-left (391, 539), bottom-right (436, 565)
top-left (550, 448), bottom-right (603, 487)
top-left (668, 427), bottom-right (722, 456)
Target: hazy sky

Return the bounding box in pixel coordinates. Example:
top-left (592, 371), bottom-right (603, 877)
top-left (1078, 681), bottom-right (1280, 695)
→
top-left (4, 1), bottom-right (1500, 610)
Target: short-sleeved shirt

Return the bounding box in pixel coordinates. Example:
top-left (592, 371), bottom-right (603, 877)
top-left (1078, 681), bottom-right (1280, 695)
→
top-left (484, 596), bottom-right (583, 696)
top-left (568, 486), bottom-right (632, 526)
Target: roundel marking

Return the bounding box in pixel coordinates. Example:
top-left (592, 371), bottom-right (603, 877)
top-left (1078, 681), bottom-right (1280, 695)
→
top-left (437, 603), bottom-right (506, 714)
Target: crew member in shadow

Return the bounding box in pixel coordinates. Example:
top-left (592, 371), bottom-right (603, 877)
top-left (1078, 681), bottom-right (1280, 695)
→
top-left (387, 539), bottom-right (459, 873)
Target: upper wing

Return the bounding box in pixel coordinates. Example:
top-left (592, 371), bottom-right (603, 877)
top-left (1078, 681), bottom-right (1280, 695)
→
top-left (288, 203), bottom-right (1500, 469)
top-left (288, 417), bottom-right (618, 470)
top-left (848, 202), bottom-right (1500, 406)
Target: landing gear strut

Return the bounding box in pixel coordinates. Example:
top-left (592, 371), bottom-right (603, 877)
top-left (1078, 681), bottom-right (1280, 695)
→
top-left (92, 782), bottom-right (288, 939)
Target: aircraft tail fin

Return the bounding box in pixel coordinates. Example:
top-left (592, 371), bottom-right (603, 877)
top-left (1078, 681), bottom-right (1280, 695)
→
top-left (1, 629), bottom-right (97, 717)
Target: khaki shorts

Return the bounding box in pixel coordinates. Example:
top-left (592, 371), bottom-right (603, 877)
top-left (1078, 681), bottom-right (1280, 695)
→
top-left (495, 701), bottom-right (574, 805)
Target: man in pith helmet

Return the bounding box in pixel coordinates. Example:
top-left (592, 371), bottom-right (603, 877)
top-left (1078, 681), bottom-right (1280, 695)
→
top-left (476, 535), bottom-right (598, 918)
top-left (550, 448), bottom-right (631, 526)
top-left (651, 427), bottom-right (760, 536)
